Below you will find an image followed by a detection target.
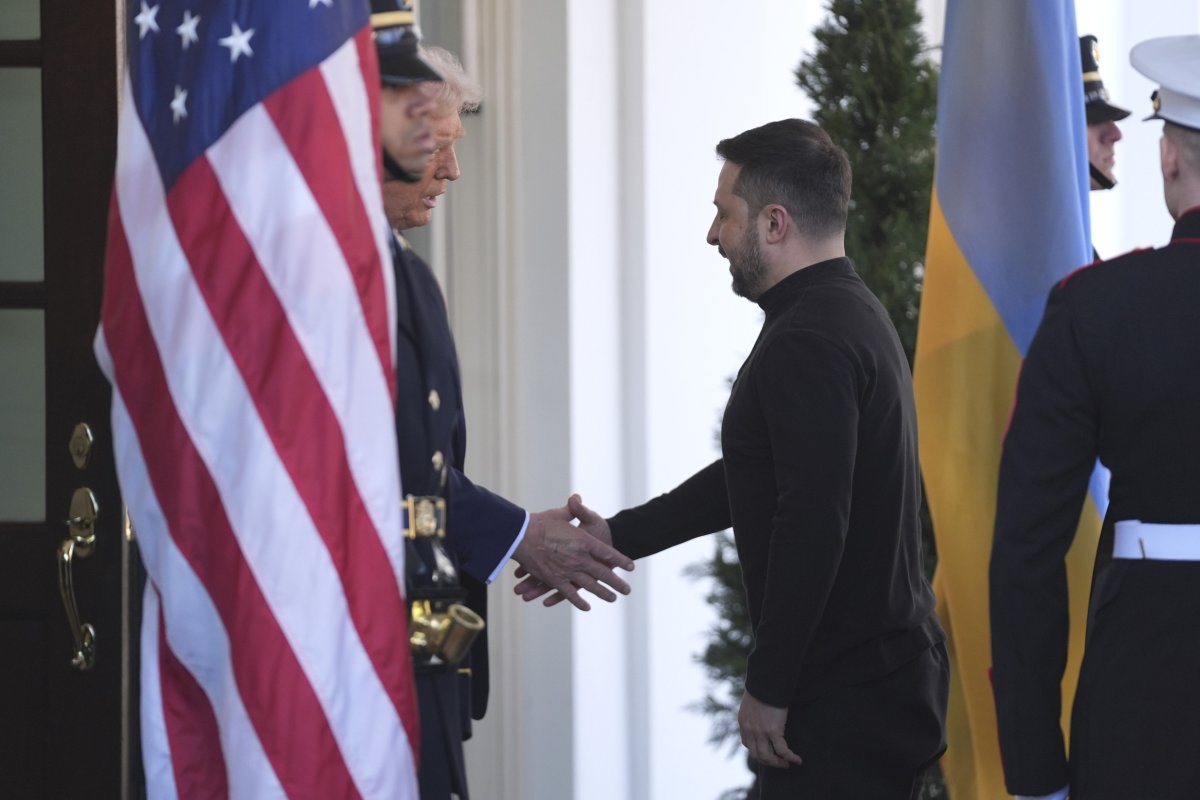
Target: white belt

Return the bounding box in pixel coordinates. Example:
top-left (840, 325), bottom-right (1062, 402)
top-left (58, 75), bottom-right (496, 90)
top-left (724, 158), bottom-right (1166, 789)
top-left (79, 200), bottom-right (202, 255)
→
top-left (1113, 520), bottom-right (1200, 561)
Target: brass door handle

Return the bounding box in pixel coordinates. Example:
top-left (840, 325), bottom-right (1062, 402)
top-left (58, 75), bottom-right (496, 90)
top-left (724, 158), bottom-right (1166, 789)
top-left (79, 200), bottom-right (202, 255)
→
top-left (57, 488), bottom-right (99, 671)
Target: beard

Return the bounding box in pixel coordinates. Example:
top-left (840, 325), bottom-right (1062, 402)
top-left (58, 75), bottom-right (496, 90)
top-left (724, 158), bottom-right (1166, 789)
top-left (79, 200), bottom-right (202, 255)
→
top-left (728, 228), bottom-right (769, 300)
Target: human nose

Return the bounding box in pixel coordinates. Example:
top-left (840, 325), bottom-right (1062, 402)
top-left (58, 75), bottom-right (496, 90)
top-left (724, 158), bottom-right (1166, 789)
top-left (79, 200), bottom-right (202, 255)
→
top-left (437, 144), bottom-right (461, 181)
top-left (706, 215), bottom-right (720, 247)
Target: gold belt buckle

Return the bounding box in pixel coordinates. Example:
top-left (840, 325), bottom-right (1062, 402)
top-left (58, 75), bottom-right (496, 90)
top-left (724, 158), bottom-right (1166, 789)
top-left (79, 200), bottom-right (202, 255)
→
top-left (403, 495), bottom-right (446, 539)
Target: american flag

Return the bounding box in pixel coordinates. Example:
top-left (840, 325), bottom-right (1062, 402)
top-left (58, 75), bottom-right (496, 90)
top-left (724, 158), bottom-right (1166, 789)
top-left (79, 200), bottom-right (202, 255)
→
top-left (94, 0), bottom-right (419, 797)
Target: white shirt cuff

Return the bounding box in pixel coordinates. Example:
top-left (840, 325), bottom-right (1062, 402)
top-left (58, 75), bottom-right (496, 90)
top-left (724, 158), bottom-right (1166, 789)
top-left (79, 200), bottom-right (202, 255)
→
top-left (486, 510), bottom-right (529, 584)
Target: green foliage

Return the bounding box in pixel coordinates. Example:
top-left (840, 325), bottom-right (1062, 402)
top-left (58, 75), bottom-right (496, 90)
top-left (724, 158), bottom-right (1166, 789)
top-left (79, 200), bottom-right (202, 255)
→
top-left (684, 530), bottom-right (751, 753)
top-left (690, 2), bottom-right (942, 795)
top-left (794, 0), bottom-right (938, 365)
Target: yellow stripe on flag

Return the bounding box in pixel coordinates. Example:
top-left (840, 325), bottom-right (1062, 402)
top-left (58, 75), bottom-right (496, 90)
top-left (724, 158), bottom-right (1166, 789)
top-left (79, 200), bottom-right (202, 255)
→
top-left (915, 193), bottom-right (1100, 798)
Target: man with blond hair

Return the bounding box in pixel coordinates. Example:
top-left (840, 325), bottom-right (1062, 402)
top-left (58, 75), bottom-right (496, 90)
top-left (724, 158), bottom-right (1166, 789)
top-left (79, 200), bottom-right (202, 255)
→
top-left (383, 46), bottom-right (480, 232)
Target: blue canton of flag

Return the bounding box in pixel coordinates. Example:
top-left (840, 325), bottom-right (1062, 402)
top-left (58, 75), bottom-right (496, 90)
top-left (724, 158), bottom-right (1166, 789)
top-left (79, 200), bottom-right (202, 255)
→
top-left (130, 0), bottom-right (365, 188)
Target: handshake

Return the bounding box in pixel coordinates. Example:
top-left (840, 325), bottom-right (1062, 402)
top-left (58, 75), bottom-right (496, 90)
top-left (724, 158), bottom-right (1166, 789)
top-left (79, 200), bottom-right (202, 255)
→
top-left (511, 494), bottom-right (633, 611)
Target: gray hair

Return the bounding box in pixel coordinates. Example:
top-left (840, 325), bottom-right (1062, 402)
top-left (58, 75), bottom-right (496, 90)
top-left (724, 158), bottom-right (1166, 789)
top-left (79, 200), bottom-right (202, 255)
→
top-left (420, 46), bottom-right (482, 116)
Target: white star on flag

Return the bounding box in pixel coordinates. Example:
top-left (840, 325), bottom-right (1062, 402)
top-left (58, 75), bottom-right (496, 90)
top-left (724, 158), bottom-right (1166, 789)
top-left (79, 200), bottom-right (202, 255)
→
top-left (176, 11), bottom-right (200, 50)
top-left (170, 86), bottom-right (188, 123)
top-left (134, 2), bottom-right (160, 39)
top-left (219, 22), bottom-right (254, 63)
top-left (309, 0), bottom-right (333, 7)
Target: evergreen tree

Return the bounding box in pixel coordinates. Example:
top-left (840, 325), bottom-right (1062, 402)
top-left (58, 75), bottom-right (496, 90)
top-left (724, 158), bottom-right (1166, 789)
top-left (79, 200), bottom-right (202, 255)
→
top-left (691, 2), bottom-right (941, 796)
top-left (685, 532), bottom-right (750, 751)
top-left (795, 0), bottom-right (938, 365)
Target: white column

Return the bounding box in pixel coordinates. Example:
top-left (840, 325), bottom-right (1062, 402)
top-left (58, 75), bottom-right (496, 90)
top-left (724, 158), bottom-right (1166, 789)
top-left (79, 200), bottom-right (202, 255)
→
top-left (451, 0), bottom-right (577, 796)
top-left (564, 1), bottom-right (637, 799)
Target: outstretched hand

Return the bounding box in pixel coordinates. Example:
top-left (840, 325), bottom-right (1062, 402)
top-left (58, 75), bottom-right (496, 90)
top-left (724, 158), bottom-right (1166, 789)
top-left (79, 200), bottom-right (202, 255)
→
top-left (511, 497), bottom-right (633, 611)
top-left (566, 493), bottom-right (613, 546)
top-left (514, 494), bottom-right (619, 607)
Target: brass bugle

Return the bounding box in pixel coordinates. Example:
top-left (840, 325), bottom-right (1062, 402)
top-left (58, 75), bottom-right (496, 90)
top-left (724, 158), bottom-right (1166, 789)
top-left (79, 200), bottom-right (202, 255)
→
top-left (438, 604), bottom-right (484, 664)
top-left (410, 600), bottom-right (485, 663)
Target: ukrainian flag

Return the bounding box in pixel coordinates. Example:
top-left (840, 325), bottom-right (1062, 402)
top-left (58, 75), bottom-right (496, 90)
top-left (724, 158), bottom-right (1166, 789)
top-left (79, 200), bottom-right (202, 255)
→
top-left (913, 2), bottom-right (1104, 796)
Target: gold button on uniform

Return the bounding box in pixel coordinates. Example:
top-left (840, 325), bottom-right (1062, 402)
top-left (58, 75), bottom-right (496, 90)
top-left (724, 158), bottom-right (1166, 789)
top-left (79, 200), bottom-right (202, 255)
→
top-left (428, 389), bottom-right (441, 411)
top-left (431, 450), bottom-right (444, 471)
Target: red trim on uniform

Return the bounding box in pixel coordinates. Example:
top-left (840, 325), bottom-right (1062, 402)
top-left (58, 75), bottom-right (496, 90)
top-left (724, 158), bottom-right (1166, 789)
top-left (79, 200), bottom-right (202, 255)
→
top-left (1168, 206), bottom-right (1200, 245)
top-left (1003, 360), bottom-right (1025, 437)
top-left (1056, 258), bottom-right (1103, 289)
top-left (1057, 248), bottom-right (1152, 288)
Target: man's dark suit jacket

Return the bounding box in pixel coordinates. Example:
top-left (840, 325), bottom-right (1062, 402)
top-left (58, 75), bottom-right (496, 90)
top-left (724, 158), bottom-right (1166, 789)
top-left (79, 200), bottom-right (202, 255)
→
top-left (391, 234), bottom-right (525, 719)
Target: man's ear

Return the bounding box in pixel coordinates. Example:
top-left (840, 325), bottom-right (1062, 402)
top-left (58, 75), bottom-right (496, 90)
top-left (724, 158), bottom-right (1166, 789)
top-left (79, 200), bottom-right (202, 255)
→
top-left (1161, 133), bottom-right (1180, 182)
top-left (762, 204), bottom-right (791, 244)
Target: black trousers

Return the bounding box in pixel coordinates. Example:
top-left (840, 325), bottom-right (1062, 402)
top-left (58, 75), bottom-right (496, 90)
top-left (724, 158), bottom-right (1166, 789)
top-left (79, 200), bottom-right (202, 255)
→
top-left (755, 642), bottom-right (948, 799)
top-left (416, 669), bottom-right (469, 800)
top-left (1071, 561), bottom-right (1200, 799)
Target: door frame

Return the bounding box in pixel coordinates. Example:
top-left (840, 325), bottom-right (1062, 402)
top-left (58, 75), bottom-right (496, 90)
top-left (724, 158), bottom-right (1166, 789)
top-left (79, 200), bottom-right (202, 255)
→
top-left (0, 0), bottom-right (137, 796)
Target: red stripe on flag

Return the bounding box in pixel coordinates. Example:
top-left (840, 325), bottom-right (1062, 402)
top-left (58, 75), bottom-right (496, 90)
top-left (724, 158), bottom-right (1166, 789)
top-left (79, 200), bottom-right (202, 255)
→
top-left (262, 66), bottom-right (395, 405)
top-left (354, 28), bottom-right (384, 189)
top-left (165, 156), bottom-right (420, 753)
top-left (159, 604), bottom-right (230, 800)
top-left (101, 202), bottom-right (362, 800)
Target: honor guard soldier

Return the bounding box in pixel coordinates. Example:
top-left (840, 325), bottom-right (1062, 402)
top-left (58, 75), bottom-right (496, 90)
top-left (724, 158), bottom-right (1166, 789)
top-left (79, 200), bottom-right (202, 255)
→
top-left (991, 35), bottom-right (1200, 800)
top-left (373, 0), bottom-right (441, 182)
top-left (371, 4), bottom-right (498, 798)
top-left (1080, 34), bottom-right (1130, 194)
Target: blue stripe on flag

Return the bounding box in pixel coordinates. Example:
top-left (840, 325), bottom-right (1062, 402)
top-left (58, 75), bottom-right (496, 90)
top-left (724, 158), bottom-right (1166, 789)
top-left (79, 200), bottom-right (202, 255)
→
top-left (935, 1), bottom-right (1092, 354)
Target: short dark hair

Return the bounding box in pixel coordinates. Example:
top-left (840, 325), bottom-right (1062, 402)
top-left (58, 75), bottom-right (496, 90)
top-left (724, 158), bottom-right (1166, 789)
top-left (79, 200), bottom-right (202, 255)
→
top-left (715, 119), bottom-right (851, 240)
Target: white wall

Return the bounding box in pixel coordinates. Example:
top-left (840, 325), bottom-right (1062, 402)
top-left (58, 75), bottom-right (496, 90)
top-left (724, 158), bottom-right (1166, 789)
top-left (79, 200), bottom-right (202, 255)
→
top-left (631, 3), bottom-right (825, 798)
top-left (1075, 1), bottom-right (1200, 255)
top-left (431, 2), bottom-right (1199, 798)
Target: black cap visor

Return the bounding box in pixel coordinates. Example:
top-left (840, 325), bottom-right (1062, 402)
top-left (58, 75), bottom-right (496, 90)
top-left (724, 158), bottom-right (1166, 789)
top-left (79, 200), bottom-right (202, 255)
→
top-left (1087, 100), bottom-right (1131, 125)
top-left (379, 49), bottom-right (443, 85)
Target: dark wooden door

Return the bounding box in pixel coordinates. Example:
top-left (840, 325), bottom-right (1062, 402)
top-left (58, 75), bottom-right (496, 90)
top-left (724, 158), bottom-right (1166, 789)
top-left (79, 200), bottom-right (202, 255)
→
top-left (0, 1), bottom-right (140, 797)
